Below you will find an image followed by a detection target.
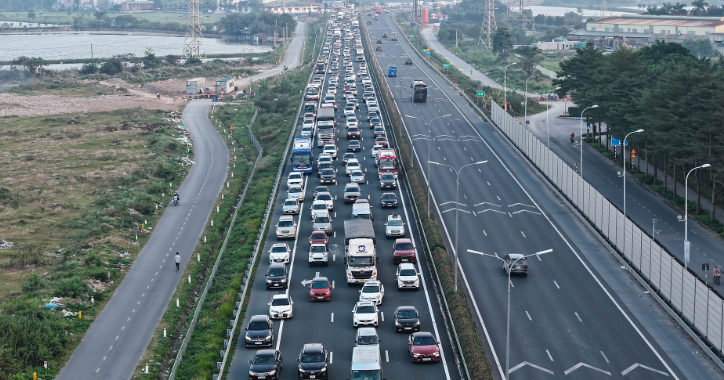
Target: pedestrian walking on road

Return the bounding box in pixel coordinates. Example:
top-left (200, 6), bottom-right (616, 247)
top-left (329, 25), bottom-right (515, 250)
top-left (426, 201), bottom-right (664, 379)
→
top-left (175, 252), bottom-right (181, 271)
top-left (714, 265), bottom-right (721, 285)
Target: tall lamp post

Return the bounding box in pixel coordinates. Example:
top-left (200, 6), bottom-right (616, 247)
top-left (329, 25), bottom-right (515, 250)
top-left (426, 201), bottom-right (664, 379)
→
top-left (545, 86), bottom-right (561, 148)
top-left (524, 75), bottom-right (534, 127)
top-left (467, 248), bottom-right (553, 380)
top-left (678, 163), bottom-right (711, 269)
top-left (503, 62), bottom-right (517, 111)
top-left (579, 105), bottom-right (598, 177)
top-left (405, 114), bottom-right (452, 218)
top-left (429, 160), bottom-right (488, 292)
top-left (620, 129), bottom-right (644, 217)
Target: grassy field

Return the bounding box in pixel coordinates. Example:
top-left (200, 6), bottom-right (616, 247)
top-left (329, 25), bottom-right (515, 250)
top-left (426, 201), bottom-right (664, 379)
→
top-left (0, 107), bottom-right (191, 379)
top-left (8, 82), bottom-right (120, 97)
top-left (538, 50), bottom-right (576, 72)
top-left (0, 11), bottom-right (204, 26)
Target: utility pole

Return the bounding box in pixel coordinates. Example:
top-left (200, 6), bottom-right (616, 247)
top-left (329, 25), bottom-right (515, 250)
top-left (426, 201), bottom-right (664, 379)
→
top-left (182, 0), bottom-right (206, 59)
top-left (275, 20), bottom-right (278, 48)
top-left (479, 0), bottom-right (497, 47)
top-left (90, 44), bottom-right (93, 59)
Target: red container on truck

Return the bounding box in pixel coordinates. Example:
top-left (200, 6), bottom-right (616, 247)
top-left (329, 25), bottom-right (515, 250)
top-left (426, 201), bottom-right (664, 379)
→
top-left (376, 7), bottom-right (382, 13)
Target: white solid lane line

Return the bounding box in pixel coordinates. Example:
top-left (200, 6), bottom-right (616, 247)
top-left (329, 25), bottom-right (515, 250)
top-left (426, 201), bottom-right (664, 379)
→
top-left (331, 313), bottom-right (334, 323)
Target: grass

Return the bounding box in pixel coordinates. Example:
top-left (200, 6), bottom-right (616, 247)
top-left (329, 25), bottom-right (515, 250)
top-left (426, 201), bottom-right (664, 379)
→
top-left (0, 107), bottom-right (191, 379)
top-left (0, 11), bottom-right (196, 26)
top-left (7, 81), bottom-right (119, 97)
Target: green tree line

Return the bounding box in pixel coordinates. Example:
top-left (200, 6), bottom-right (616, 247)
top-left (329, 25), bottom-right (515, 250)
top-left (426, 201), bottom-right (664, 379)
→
top-left (218, 11), bottom-right (296, 38)
top-left (554, 41), bottom-right (724, 216)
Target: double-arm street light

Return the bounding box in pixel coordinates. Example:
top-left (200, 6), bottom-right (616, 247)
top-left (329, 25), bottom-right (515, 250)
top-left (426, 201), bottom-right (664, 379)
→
top-left (467, 248), bottom-right (553, 380)
top-left (579, 105), bottom-right (598, 177)
top-left (503, 62), bottom-right (517, 111)
top-left (429, 160), bottom-right (488, 292)
top-left (405, 114), bottom-right (451, 218)
top-left (524, 75), bottom-right (534, 127)
top-left (545, 87), bottom-right (561, 148)
top-left (678, 163), bottom-right (711, 269)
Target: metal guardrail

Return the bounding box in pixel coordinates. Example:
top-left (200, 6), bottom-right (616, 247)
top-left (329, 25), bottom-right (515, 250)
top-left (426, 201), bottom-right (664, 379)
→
top-left (360, 18), bottom-right (472, 380)
top-left (169, 107), bottom-right (262, 380)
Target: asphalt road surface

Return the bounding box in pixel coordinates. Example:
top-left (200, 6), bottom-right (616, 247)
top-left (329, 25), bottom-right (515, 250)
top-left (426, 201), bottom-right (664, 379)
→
top-left (365, 11), bottom-right (723, 380)
top-left (56, 24), bottom-right (308, 380)
top-left (226, 17), bottom-right (460, 380)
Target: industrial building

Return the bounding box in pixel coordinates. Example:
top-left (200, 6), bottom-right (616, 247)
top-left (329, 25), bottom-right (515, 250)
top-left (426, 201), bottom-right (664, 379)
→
top-left (586, 15), bottom-right (724, 36)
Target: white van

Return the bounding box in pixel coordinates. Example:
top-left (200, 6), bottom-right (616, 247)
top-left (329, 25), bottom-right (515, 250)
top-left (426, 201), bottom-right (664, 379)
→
top-left (352, 200), bottom-right (372, 220)
top-left (350, 346), bottom-right (382, 380)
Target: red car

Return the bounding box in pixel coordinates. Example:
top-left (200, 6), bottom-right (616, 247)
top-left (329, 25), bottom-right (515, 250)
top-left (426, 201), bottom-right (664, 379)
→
top-left (347, 127), bottom-right (361, 139)
top-left (309, 230), bottom-right (329, 246)
top-left (408, 332), bottom-right (441, 363)
top-left (374, 137), bottom-right (389, 148)
top-left (393, 238), bottom-right (416, 264)
top-left (309, 276), bottom-right (332, 301)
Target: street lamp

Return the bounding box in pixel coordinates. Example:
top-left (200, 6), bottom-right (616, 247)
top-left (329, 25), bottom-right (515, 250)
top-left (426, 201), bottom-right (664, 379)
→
top-left (579, 105), bottom-right (598, 177)
top-left (467, 248), bottom-right (553, 380)
top-left (503, 62), bottom-right (517, 111)
top-left (429, 160), bottom-right (488, 292)
top-left (545, 87), bottom-right (560, 148)
top-left (678, 163), bottom-right (711, 269)
top-left (524, 75), bottom-right (534, 127)
top-left (406, 114), bottom-right (452, 217)
top-left (619, 129), bottom-right (644, 217)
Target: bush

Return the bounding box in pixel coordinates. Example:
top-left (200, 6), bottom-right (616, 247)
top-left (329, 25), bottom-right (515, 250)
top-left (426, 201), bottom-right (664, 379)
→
top-left (184, 57), bottom-right (202, 66)
top-left (99, 59), bottom-right (123, 75)
top-left (20, 274), bottom-right (44, 293)
top-left (54, 276), bottom-right (88, 298)
top-left (131, 193), bottom-right (156, 215)
top-left (79, 63), bottom-right (99, 75)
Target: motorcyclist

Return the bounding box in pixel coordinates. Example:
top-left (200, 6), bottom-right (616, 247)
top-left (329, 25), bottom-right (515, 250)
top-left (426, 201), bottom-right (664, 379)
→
top-left (570, 132), bottom-right (575, 143)
top-left (173, 191), bottom-right (180, 203)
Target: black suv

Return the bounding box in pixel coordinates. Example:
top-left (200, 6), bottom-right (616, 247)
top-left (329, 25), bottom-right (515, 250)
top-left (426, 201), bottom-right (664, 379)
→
top-left (394, 306), bottom-right (421, 332)
top-left (297, 343), bottom-right (329, 379)
top-left (319, 168), bottom-right (337, 184)
top-left (405, 57), bottom-right (413, 65)
top-left (245, 315), bottom-right (274, 347)
top-left (248, 349), bottom-right (283, 379)
top-left (265, 262), bottom-right (288, 289)
top-left (380, 193), bottom-right (398, 208)
top-left (379, 174), bottom-right (397, 189)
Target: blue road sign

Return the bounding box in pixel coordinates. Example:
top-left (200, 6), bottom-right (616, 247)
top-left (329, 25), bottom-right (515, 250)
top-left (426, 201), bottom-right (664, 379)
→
top-left (587, 124), bottom-right (591, 130)
top-left (426, 51), bottom-right (431, 56)
top-left (611, 136), bottom-right (628, 146)
top-left (212, 98), bottom-right (218, 102)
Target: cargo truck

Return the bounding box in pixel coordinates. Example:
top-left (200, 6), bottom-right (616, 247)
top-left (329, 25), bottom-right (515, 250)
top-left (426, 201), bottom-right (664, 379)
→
top-left (316, 106), bottom-right (336, 147)
top-left (344, 220), bottom-right (377, 285)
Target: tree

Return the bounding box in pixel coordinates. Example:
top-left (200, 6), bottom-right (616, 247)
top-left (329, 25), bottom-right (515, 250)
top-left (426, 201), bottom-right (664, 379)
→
top-left (691, 0), bottom-right (709, 15)
top-left (492, 28), bottom-right (513, 59)
top-left (516, 46), bottom-right (544, 78)
top-left (671, 2), bottom-right (689, 15)
top-left (682, 38), bottom-right (720, 57)
top-left (12, 56), bottom-right (46, 76)
top-left (99, 58), bottom-right (123, 75)
top-left (706, 5), bottom-right (724, 16)
top-left (28, 10), bottom-right (36, 19)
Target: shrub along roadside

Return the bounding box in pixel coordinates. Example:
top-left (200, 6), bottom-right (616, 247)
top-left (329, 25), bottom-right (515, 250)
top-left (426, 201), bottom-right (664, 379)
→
top-left (361, 19), bottom-right (491, 380)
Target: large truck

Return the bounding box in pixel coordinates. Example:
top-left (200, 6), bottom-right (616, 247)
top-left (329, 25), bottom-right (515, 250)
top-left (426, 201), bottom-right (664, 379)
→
top-left (344, 220), bottom-right (377, 285)
top-left (375, 6), bottom-right (382, 13)
top-left (350, 346), bottom-right (383, 380)
top-left (412, 79), bottom-right (428, 103)
top-left (316, 106), bottom-right (336, 147)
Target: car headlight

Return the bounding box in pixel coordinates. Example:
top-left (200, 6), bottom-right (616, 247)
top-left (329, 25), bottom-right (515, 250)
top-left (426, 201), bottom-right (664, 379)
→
top-left (266, 279), bottom-right (272, 283)
top-left (245, 336), bottom-right (252, 341)
top-left (267, 370), bottom-right (276, 376)
top-left (249, 370), bottom-right (255, 376)
top-left (280, 278), bottom-right (287, 283)
top-left (395, 320), bottom-right (402, 327)
top-left (299, 368), bottom-right (305, 373)
top-left (413, 321), bottom-right (420, 326)
top-left (320, 367), bottom-right (327, 372)
top-left (387, 230), bottom-right (392, 234)
top-left (433, 352), bottom-right (440, 357)
top-left (413, 353), bottom-right (421, 358)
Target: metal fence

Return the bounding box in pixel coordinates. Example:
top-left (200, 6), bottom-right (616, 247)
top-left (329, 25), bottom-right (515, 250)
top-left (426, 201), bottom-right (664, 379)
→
top-left (490, 101), bottom-right (724, 360)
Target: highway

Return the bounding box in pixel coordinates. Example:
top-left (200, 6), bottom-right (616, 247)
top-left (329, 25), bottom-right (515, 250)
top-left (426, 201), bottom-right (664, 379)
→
top-left (226, 15), bottom-right (459, 380)
top-left (365, 11), bottom-right (722, 379)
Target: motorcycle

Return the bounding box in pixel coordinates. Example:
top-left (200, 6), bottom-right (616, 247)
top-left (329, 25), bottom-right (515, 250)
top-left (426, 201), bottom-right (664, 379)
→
top-left (173, 196), bottom-right (179, 206)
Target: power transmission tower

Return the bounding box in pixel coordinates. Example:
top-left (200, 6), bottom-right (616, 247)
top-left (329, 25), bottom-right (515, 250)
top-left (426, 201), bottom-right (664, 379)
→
top-left (183, 0), bottom-right (206, 59)
top-left (479, 0), bottom-right (497, 47)
top-left (506, 0), bottom-right (535, 33)
top-left (600, 0), bottom-right (610, 17)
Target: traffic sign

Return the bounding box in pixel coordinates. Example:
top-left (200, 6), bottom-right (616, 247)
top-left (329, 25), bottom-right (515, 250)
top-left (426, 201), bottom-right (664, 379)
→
top-left (410, 34), bottom-right (415, 38)
top-left (610, 136), bottom-right (628, 146)
top-left (426, 51), bottom-right (430, 56)
top-left (401, 22), bottom-right (405, 25)
top-left (427, 47), bottom-right (430, 51)
top-left (476, 91), bottom-right (485, 97)
top-left (630, 149), bottom-right (637, 158)
top-left (443, 63), bottom-right (450, 68)
top-left (586, 124), bottom-right (591, 130)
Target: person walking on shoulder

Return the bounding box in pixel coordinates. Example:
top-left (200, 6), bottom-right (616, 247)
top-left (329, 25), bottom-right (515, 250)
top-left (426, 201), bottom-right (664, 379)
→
top-left (714, 265), bottom-right (721, 285)
top-left (175, 252), bottom-right (181, 271)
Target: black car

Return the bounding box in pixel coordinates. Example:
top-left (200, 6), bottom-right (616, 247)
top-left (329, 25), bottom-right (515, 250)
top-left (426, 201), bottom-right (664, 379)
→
top-left (394, 306), bottom-right (421, 332)
top-left (245, 315), bottom-right (274, 347)
top-left (297, 343), bottom-right (329, 379)
top-left (248, 349), bottom-right (283, 380)
top-left (348, 140), bottom-right (361, 152)
top-left (405, 57), bottom-right (413, 65)
top-left (319, 168), bottom-right (337, 184)
top-left (379, 174), bottom-right (397, 189)
top-left (381, 193), bottom-right (398, 208)
top-left (373, 126), bottom-right (386, 138)
top-left (318, 162), bottom-right (333, 172)
top-left (266, 262), bottom-right (289, 289)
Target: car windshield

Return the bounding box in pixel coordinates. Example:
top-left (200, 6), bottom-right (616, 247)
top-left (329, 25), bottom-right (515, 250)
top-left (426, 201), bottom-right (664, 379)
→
top-left (313, 204), bottom-right (327, 210)
top-left (413, 335), bottom-right (437, 346)
top-left (399, 269), bottom-right (417, 277)
top-left (352, 171), bottom-right (363, 176)
top-left (317, 194), bottom-right (331, 201)
top-left (397, 309), bottom-right (417, 318)
top-left (300, 352), bottom-right (325, 363)
top-left (381, 175), bottom-right (394, 180)
top-left (292, 153), bottom-right (312, 167)
top-left (278, 220), bottom-right (293, 227)
top-left (349, 141), bottom-right (360, 146)
top-left (358, 335), bottom-right (379, 344)
top-left (351, 370), bottom-right (380, 380)
top-left (356, 305), bottom-right (376, 313)
top-left (312, 280), bottom-right (328, 289)
top-left (310, 245), bottom-right (326, 253)
top-left (324, 146), bottom-right (335, 152)
top-left (315, 216), bottom-right (330, 223)
top-left (348, 162), bottom-right (359, 167)
top-left (362, 285), bottom-right (380, 293)
top-left (382, 194), bottom-right (396, 200)
top-left (388, 219), bottom-right (403, 226)
top-left (268, 267), bottom-right (285, 276)
top-left (248, 322), bottom-right (269, 330)
top-left (311, 233), bottom-right (326, 239)
top-left (271, 246), bottom-right (288, 253)
top-left (284, 200), bottom-right (297, 206)
top-left (271, 298), bottom-right (290, 306)
top-left (289, 187), bottom-right (302, 193)
top-left (252, 354), bottom-right (275, 364)
top-left (371, 118), bottom-right (380, 123)
top-left (396, 242), bottom-right (413, 250)
top-left (321, 169), bottom-right (334, 176)
top-left (348, 256), bottom-right (374, 266)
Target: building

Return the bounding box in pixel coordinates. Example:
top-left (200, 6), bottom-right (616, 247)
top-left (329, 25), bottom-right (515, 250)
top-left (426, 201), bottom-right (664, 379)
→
top-left (586, 15), bottom-right (724, 36)
top-left (120, 1), bottom-right (155, 12)
top-left (262, 3), bottom-right (322, 14)
top-left (216, 77), bottom-right (235, 94)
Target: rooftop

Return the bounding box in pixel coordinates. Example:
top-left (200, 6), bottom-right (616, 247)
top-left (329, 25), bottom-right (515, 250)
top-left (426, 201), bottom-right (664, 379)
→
top-left (590, 15), bottom-right (724, 27)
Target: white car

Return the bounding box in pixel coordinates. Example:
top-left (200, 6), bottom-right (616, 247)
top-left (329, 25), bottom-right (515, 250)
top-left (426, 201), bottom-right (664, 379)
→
top-left (350, 170), bottom-right (366, 184)
top-left (301, 126), bottom-right (314, 138)
top-left (368, 102), bottom-right (379, 112)
top-left (346, 116), bottom-right (359, 129)
top-left (327, 87), bottom-right (337, 95)
top-left (359, 280), bottom-right (384, 305)
top-left (362, 77), bottom-right (372, 85)
top-left (323, 144), bottom-right (338, 159)
top-left (371, 144), bottom-right (383, 158)
top-left (268, 294), bottom-right (293, 319)
top-left (282, 198), bottom-right (300, 214)
top-left (309, 243), bottom-right (329, 266)
top-left (346, 159), bottom-right (361, 175)
top-left (310, 200), bottom-right (330, 220)
top-left (352, 301), bottom-right (379, 327)
top-left (268, 243), bottom-right (291, 264)
top-left (329, 77), bottom-right (338, 86)
top-left (287, 172), bottom-right (303, 188)
top-left (315, 191), bottom-right (334, 210)
top-left (287, 185), bottom-right (304, 202)
top-left (397, 263), bottom-right (420, 290)
top-left (276, 215), bottom-right (297, 239)
top-left (344, 107), bottom-right (356, 118)
top-left (385, 213), bottom-right (405, 237)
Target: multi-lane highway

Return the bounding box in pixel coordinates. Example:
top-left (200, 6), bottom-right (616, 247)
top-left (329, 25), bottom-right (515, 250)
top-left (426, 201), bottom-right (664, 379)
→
top-left (227, 14), bottom-right (459, 380)
top-left (366, 10), bottom-right (722, 380)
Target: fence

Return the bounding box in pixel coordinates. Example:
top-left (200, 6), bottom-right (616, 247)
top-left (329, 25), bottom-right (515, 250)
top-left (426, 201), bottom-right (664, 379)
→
top-left (490, 101), bottom-right (724, 362)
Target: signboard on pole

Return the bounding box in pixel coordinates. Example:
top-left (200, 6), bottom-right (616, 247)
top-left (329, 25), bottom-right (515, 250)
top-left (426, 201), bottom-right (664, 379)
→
top-left (610, 136), bottom-right (629, 146)
top-left (476, 91), bottom-right (485, 97)
top-left (442, 63), bottom-right (450, 68)
top-left (426, 51), bottom-right (430, 56)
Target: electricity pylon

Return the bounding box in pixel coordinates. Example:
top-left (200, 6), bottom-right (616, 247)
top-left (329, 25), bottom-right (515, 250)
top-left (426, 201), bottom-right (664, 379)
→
top-left (183, 0), bottom-right (206, 59)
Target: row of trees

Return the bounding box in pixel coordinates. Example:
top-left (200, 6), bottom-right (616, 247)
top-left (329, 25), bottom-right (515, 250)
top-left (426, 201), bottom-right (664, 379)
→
top-left (644, 0), bottom-right (724, 16)
top-left (218, 11), bottom-right (296, 37)
top-left (553, 42), bottom-right (724, 215)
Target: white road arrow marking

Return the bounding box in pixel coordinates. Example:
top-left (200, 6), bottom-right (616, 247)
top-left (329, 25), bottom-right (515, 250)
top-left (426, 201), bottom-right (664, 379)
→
top-left (508, 203), bottom-right (536, 208)
top-left (511, 209), bottom-right (542, 216)
top-left (621, 363), bottom-right (669, 376)
top-left (440, 201), bottom-right (467, 207)
top-left (478, 209), bottom-right (507, 215)
top-left (301, 279), bottom-right (312, 286)
top-left (442, 208), bottom-right (471, 214)
top-left (508, 361), bottom-right (554, 375)
top-left (564, 363), bottom-right (611, 376)
top-left (473, 201), bottom-right (501, 207)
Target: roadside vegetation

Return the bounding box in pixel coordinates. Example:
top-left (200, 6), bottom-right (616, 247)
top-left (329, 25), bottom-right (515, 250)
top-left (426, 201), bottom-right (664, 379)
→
top-left (0, 107), bottom-right (190, 379)
top-left (554, 41), bottom-right (724, 232)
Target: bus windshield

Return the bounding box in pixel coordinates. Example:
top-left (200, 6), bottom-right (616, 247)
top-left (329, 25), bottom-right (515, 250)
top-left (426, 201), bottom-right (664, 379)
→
top-left (379, 159), bottom-right (396, 171)
top-left (292, 153), bottom-right (312, 168)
